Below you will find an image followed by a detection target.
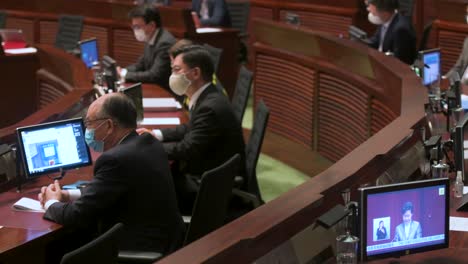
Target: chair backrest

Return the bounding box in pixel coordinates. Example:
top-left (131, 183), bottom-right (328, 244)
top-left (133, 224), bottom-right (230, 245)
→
top-left (184, 154), bottom-right (240, 246)
top-left (231, 65), bottom-right (253, 122)
top-left (55, 15), bottom-right (84, 51)
top-left (203, 43), bottom-right (223, 74)
top-left (418, 21), bottom-right (433, 52)
top-left (226, 1), bottom-right (250, 35)
top-left (398, 0), bottom-right (414, 18)
top-left (245, 100), bottom-right (270, 200)
top-left (0, 11), bottom-right (7, 29)
top-left (60, 223), bottom-right (124, 264)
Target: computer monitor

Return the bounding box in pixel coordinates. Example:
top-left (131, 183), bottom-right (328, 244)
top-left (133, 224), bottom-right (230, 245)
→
top-left (359, 178), bottom-right (449, 261)
top-left (120, 83), bottom-right (143, 122)
top-left (419, 48), bottom-right (441, 87)
top-left (102, 55), bottom-right (118, 91)
top-left (453, 114), bottom-right (468, 180)
top-left (16, 118), bottom-right (92, 180)
top-left (78, 38), bottom-right (99, 68)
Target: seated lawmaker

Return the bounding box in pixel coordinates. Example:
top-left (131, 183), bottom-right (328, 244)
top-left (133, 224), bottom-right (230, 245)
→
top-left (192, 0), bottom-right (231, 27)
top-left (119, 5), bottom-right (175, 90)
top-left (38, 93), bottom-right (184, 254)
top-left (366, 0), bottom-right (417, 65)
top-left (138, 45), bottom-right (245, 213)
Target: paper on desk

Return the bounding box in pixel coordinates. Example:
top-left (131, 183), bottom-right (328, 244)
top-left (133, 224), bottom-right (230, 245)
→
top-left (12, 197), bottom-right (45, 213)
top-left (196, 27), bottom-right (222, 33)
top-left (5, 47), bottom-right (37, 54)
top-left (461, 94), bottom-right (468, 109)
top-left (140, 118), bottom-right (180, 125)
top-left (464, 186), bottom-right (468, 195)
top-left (143, 98), bottom-right (182, 110)
top-left (450, 217), bottom-right (468, 232)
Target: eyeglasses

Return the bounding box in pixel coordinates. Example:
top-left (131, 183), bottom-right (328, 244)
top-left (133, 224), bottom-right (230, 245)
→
top-left (84, 118), bottom-right (110, 128)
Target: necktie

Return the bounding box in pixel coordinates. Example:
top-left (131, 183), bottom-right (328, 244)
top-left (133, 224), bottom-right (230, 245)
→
top-left (200, 0), bottom-right (209, 19)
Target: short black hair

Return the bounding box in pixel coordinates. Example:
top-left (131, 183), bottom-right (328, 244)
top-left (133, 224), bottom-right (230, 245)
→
top-left (401, 201), bottom-right (414, 215)
top-left (128, 5), bottom-right (162, 27)
top-left (173, 45), bottom-right (214, 82)
top-left (99, 93), bottom-right (137, 129)
top-left (368, 0), bottom-right (399, 12)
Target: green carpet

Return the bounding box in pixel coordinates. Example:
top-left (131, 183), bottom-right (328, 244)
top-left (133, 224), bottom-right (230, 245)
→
top-left (242, 96), bottom-right (309, 202)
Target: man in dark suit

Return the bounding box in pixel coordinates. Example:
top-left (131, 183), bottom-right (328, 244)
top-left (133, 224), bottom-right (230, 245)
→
top-left (138, 45), bottom-right (245, 213)
top-left (39, 93), bottom-right (184, 254)
top-left (119, 5), bottom-right (175, 90)
top-left (192, 0), bottom-right (231, 27)
top-left (366, 0), bottom-right (416, 65)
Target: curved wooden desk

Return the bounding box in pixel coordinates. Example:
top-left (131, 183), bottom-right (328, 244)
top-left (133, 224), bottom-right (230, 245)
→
top-left (158, 19), bottom-right (429, 264)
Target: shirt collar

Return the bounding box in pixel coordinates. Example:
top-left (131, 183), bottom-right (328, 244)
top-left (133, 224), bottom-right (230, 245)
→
top-left (188, 82), bottom-right (211, 111)
top-left (148, 29), bottom-right (159, 45)
top-left (117, 131), bottom-right (133, 145)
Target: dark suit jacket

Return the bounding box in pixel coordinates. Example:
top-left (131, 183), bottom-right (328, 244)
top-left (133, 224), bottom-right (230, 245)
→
top-left (161, 84), bottom-right (245, 178)
top-left (192, 0), bottom-right (231, 27)
top-left (126, 29), bottom-right (176, 90)
top-left (368, 13), bottom-right (416, 65)
top-left (447, 37), bottom-right (468, 80)
top-left (393, 221), bottom-right (422, 242)
top-left (44, 132), bottom-right (184, 254)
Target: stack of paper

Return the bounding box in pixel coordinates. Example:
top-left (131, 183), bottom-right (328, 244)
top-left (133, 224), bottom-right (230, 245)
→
top-left (12, 197), bottom-right (45, 213)
top-left (140, 118), bottom-right (180, 125)
top-left (5, 47), bottom-right (37, 55)
top-left (143, 98), bottom-right (182, 112)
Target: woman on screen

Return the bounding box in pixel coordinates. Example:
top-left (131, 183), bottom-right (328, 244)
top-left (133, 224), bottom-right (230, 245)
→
top-left (393, 202), bottom-right (422, 241)
top-left (376, 220), bottom-right (387, 240)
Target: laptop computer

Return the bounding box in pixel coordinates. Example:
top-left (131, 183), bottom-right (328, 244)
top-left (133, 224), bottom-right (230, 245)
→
top-left (0, 29), bottom-right (27, 49)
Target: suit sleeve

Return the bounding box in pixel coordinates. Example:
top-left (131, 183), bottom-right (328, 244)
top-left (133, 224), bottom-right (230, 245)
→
top-left (163, 105), bottom-right (220, 161)
top-left (447, 38), bottom-right (468, 78)
top-left (43, 156), bottom-right (126, 228)
top-left (392, 26), bottom-right (416, 65)
top-left (160, 123), bottom-right (189, 142)
top-left (126, 54), bottom-right (145, 73)
top-left (200, 0), bottom-right (228, 27)
top-left (415, 222), bottom-right (422, 238)
top-left (125, 40), bottom-right (172, 84)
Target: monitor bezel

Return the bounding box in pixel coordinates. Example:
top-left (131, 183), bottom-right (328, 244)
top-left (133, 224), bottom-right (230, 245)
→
top-left (454, 114), bottom-right (468, 177)
top-left (120, 82), bottom-right (144, 122)
top-left (16, 117), bottom-right (92, 179)
top-left (359, 178), bottom-right (450, 261)
top-left (78, 37), bottom-right (99, 68)
top-left (419, 48), bottom-right (441, 87)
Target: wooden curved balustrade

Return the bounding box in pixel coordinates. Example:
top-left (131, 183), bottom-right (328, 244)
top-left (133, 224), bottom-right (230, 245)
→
top-left (158, 19), bottom-right (427, 263)
top-left (433, 19), bottom-right (468, 74)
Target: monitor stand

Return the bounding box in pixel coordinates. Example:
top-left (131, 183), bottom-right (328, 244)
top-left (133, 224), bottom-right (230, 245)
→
top-left (53, 168), bottom-right (67, 181)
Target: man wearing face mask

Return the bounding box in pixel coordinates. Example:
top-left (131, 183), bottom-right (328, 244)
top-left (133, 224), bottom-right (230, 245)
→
top-left (38, 93), bottom-right (184, 255)
top-left (366, 0), bottom-right (416, 65)
top-left (445, 5), bottom-right (468, 85)
top-left (119, 5), bottom-right (175, 90)
top-left (138, 45), bottom-right (245, 214)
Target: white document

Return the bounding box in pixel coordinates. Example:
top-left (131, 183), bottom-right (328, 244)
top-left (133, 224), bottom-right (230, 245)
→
top-left (5, 47), bottom-right (37, 54)
top-left (450, 216), bottom-right (468, 232)
top-left (143, 98), bottom-right (181, 111)
top-left (196, 27), bottom-right (222, 33)
top-left (12, 197), bottom-right (45, 213)
top-left (140, 118), bottom-right (180, 125)
top-left (461, 94), bottom-right (468, 109)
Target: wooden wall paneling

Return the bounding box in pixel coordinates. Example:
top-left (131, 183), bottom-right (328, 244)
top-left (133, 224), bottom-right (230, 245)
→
top-left (435, 25), bottom-right (468, 73)
top-left (254, 53), bottom-right (315, 149)
top-left (81, 24), bottom-right (109, 61)
top-left (317, 73), bottom-right (369, 162)
top-left (112, 28), bottom-right (145, 67)
top-left (370, 98), bottom-right (398, 135)
top-left (38, 20), bottom-right (58, 45)
top-left (248, 7), bottom-right (274, 64)
top-left (36, 69), bottom-right (73, 109)
top-left (5, 17), bottom-right (35, 44)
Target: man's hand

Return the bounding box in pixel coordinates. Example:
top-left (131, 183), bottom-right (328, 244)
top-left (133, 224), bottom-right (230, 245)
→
top-left (38, 180), bottom-right (66, 207)
top-left (136, 127), bottom-right (155, 137)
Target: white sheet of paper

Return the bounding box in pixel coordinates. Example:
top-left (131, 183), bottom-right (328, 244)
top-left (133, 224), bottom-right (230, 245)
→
top-left (143, 98), bottom-right (181, 109)
top-left (12, 197), bottom-right (45, 213)
top-left (5, 47), bottom-right (37, 54)
top-left (196, 27), bottom-right (222, 33)
top-left (463, 186), bottom-right (468, 195)
top-left (450, 216), bottom-right (468, 232)
top-left (140, 118), bottom-right (180, 125)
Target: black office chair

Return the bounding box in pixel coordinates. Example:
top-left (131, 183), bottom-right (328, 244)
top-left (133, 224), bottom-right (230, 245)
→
top-left (398, 0), bottom-right (414, 18)
top-left (0, 11), bottom-right (7, 29)
top-left (118, 154), bottom-right (240, 263)
top-left (60, 223), bottom-right (124, 264)
top-left (418, 21), bottom-right (433, 52)
top-left (231, 65), bottom-right (253, 122)
top-left (226, 0), bottom-right (250, 62)
top-left (233, 100), bottom-right (270, 208)
top-left (55, 15), bottom-right (84, 51)
top-left (203, 43), bottom-right (222, 74)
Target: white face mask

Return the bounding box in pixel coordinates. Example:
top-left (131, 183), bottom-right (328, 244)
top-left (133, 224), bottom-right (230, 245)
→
top-left (169, 72), bottom-right (192, 96)
top-left (368, 12), bottom-right (384, 25)
top-left (134, 29), bottom-right (147, 42)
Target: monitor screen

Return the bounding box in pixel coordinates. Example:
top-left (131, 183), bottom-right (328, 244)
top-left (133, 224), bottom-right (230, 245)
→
top-left (79, 38), bottom-right (99, 68)
top-left (359, 178), bottom-right (449, 261)
top-left (454, 114), bottom-right (468, 180)
top-left (420, 48), bottom-right (441, 86)
top-left (120, 83), bottom-right (143, 122)
top-left (16, 118), bottom-right (92, 179)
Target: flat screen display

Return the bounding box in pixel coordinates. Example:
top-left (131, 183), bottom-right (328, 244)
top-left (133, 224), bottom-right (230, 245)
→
top-left (16, 118), bottom-right (92, 179)
top-left (79, 38), bottom-right (99, 68)
top-left (120, 82), bottom-right (143, 122)
top-left (420, 48), bottom-right (441, 86)
top-left (359, 178), bottom-right (449, 261)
